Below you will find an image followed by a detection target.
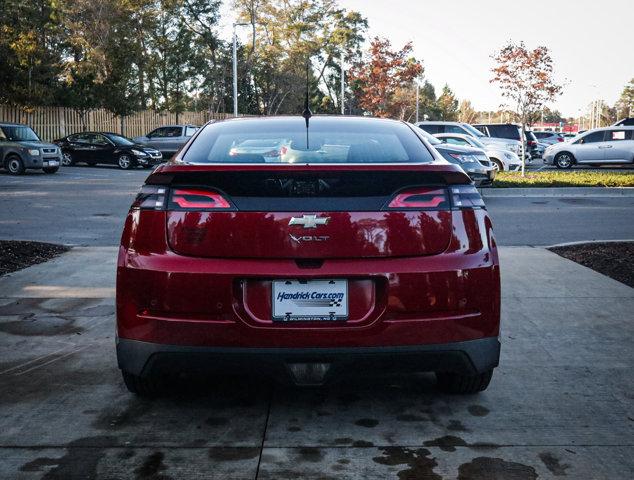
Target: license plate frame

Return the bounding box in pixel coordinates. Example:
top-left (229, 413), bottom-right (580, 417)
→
top-left (272, 279), bottom-right (348, 322)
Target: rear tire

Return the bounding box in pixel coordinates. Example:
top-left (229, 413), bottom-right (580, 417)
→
top-left (42, 166), bottom-right (59, 174)
top-left (436, 369), bottom-right (493, 394)
top-left (6, 156), bottom-right (25, 175)
top-left (121, 371), bottom-right (162, 397)
top-left (554, 152), bottom-right (574, 169)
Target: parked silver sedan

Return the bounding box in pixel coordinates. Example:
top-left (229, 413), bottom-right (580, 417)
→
top-left (434, 133), bottom-right (522, 171)
top-left (543, 126), bottom-right (634, 168)
top-left (133, 124), bottom-right (200, 158)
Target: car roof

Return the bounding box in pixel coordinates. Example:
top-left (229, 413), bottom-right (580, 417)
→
top-left (208, 115), bottom-right (408, 128)
top-left (583, 126), bottom-right (634, 132)
top-left (416, 121), bottom-right (462, 125)
top-left (435, 132), bottom-right (471, 138)
top-left (473, 123), bottom-right (521, 127)
top-left (154, 124), bottom-right (198, 128)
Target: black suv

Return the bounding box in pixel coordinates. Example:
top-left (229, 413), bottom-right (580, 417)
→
top-left (0, 123), bottom-right (62, 175)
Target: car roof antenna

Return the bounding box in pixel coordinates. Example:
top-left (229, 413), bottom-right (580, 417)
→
top-left (302, 59), bottom-right (312, 149)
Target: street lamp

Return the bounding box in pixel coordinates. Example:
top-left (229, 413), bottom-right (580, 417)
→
top-left (233, 22), bottom-right (251, 117)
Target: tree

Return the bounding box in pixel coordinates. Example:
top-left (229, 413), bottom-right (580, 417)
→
top-left (458, 100), bottom-right (478, 123)
top-left (491, 41), bottom-right (562, 174)
top-left (233, 0), bottom-right (367, 115)
top-left (0, 0), bottom-right (66, 107)
top-left (437, 84), bottom-right (458, 121)
top-left (348, 37), bottom-right (423, 118)
top-left (614, 78), bottom-right (634, 120)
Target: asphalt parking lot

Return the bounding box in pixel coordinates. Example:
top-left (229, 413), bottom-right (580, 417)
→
top-left (1, 166), bottom-right (633, 479)
top-left (1, 166), bottom-right (633, 247)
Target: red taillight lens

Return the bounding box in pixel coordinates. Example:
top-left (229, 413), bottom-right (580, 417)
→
top-left (528, 140), bottom-right (536, 146)
top-left (131, 185), bottom-right (168, 210)
top-left (557, 137), bottom-right (564, 142)
top-left (449, 185), bottom-right (485, 209)
top-left (386, 188), bottom-right (449, 210)
top-left (169, 188), bottom-right (232, 210)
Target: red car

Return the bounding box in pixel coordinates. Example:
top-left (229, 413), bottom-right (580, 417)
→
top-left (116, 116), bottom-right (500, 395)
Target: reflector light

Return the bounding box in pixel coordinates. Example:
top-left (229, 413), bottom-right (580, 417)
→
top-left (450, 185), bottom-right (485, 209)
top-left (170, 189), bottom-right (231, 209)
top-left (387, 188), bottom-right (448, 209)
top-left (131, 185), bottom-right (167, 210)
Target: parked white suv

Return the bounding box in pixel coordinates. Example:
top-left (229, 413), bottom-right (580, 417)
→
top-left (415, 121), bottom-right (522, 156)
top-left (543, 127), bottom-right (634, 168)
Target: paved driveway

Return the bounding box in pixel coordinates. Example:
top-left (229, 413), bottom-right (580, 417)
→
top-left (0, 247), bottom-right (632, 479)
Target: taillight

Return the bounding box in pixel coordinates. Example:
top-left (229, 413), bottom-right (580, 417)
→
top-left (131, 185), bottom-right (167, 210)
top-left (168, 188), bottom-right (233, 210)
top-left (557, 137), bottom-right (564, 142)
top-left (528, 140), bottom-right (536, 146)
top-left (449, 185), bottom-right (485, 209)
top-left (385, 187), bottom-right (449, 210)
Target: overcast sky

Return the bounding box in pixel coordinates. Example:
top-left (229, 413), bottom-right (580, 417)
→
top-left (223, 0), bottom-right (633, 117)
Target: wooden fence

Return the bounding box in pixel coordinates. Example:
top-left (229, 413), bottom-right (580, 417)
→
top-left (0, 106), bottom-right (233, 141)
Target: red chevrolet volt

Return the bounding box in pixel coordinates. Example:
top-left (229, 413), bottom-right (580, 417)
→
top-left (116, 116), bottom-right (500, 396)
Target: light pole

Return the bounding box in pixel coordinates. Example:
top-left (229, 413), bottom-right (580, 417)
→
top-left (340, 51), bottom-right (345, 115)
top-left (233, 22), bottom-right (250, 117)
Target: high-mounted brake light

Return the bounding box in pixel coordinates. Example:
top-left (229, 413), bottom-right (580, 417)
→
top-left (450, 185), bottom-right (485, 209)
top-left (386, 188), bottom-right (449, 210)
top-left (131, 185), bottom-right (167, 210)
top-left (169, 188), bottom-right (232, 210)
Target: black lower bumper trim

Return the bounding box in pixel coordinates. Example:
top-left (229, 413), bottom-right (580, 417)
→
top-left (117, 337), bottom-right (500, 382)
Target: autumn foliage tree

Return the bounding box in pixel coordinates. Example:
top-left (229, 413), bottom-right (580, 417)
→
top-left (348, 37), bottom-right (423, 119)
top-left (491, 41), bottom-right (562, 173)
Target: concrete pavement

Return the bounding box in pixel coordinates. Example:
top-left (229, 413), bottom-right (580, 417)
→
top-left (0, 247), bottom-right (632, 479)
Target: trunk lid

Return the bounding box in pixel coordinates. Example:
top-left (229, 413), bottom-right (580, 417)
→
top-left (153, 165), bottom-right (467, 259)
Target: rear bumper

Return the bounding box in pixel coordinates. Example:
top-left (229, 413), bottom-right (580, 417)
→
top-left (117, 336), bottom-right (501, 382)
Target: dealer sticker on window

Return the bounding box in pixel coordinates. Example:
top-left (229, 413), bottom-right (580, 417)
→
top-left (272, 279), bottom-right (348, 322)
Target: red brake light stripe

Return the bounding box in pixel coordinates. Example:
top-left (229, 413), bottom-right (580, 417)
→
top-left (388, 188), bottom-right (448, 209)
top-left (171, 189), bottom-right (231, 209)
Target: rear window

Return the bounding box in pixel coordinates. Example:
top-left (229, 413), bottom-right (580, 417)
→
top-left (183, 117), bottom-right (435, 164)
top-left (484, 124), bottom-right (521, 140)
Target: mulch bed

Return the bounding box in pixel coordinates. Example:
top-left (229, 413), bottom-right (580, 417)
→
top-left (0, 240), bottom-right (70, 276)
top-left (549, 242), bottom-right (634, 288)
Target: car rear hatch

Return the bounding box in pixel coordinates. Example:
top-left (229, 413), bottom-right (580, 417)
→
top-left (150, 165), bottom-right (468, 259)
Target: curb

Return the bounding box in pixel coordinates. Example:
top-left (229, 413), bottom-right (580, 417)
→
top-left (546, 239), bottom-right (634, 249)
top-left (479, 187), bottom-right (634, 197)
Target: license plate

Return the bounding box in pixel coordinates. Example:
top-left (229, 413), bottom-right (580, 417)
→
top-left (45, 161), bottom-right (59, 167)
top-left (272, 279), bottom-right (348, 322)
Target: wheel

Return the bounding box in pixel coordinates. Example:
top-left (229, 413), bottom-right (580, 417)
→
top-left (61, 152), bottom-right (74, 166)
top-left (490, 158), bottom-right (504, 171)
top-left (42, 166), bottom-right (59, 174)
top-left (436, 369), bottom-right (493, 394)
top-left (118, 154), bottom-right (133, 170)
top-left (554, 152), bottom-right (574, 169)
top-left (6, 156), bottom-right (25, 175)
top-left (121, 371), bottom-right (162, 397)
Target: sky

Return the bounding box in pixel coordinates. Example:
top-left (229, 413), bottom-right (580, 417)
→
top-left (221, 0), bottom-right (633, 117)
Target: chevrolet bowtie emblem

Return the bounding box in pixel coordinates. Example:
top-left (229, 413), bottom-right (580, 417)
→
top-left (288, 215), bottom-right (330, 229)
